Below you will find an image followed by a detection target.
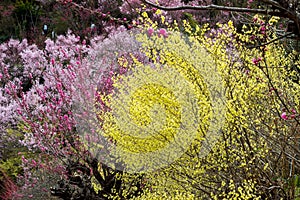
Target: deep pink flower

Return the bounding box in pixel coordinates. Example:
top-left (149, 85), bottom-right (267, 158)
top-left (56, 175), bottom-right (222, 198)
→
top-left (63, 115), bottom-right (68, 120)
top-left (281, 112), bottom-right (288, 120)
top-left (290, 114), bottom-right (296, 119)
top-left (4, 88), bottom-right (10, 95)
top-left (147, 28), bottom-right (155, 37)
top-left (31, 159), bottom-right (37, 167)
top-left (158, 28), bottom-right (168, 38)
top-left (252, 57), bottom-right (262, 65)
top-left (21, 156), bottom-right (28, 163)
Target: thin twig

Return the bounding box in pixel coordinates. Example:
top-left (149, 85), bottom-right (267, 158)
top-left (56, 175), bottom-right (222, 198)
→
top-left (249, 32), bottom-right (294, 49)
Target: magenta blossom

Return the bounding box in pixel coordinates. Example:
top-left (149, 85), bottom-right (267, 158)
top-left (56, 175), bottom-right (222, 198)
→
top-left (158, 28), bottom-right (168, 38)
top-left (252, 57), bottom-right (262, 65)
top-left (290, 114), bottom-right (296, 119)
top-left (281, 112), bottom-right (288, 120)
top-left (147, 28), bottom-right (155, 37)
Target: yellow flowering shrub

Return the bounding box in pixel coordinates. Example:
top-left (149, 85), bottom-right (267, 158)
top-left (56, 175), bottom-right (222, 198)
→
top-left (94, 12), bottom-right (300, 199)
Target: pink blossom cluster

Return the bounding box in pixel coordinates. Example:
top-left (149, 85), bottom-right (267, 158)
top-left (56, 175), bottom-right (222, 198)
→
top-left (147, 27), bottom-right (168, 38)
top-left (0, 28), bottom-right (147, 197)
top-left (0, 33), bottom-right (91, 175)
top-left (281, 109), bottom-right (297, 120)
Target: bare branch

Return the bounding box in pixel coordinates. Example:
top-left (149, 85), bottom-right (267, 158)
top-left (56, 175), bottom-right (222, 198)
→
top-left (141, 0), bottom-right (300, 21)
top-left (249, 32), bottom-right (294, 49)
top-left (141, 0), bottom-right (280, 15)
top-left (261, 0), bottom-right (286, 10)
top-left (141, 0), bottom-right (300, 36)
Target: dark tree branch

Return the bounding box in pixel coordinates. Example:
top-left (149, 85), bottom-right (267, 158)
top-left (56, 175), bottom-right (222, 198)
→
top-left (261, 0), bottom-right (287, 11)
top-left (249, 32), bottom-right (294, 49)
top-left (142, 0), bottom-right (279, 14)
top-left (141, 0), bottom-right (300, 36)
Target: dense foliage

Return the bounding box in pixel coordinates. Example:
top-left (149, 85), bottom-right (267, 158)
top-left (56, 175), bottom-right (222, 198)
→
top-left (1, 0), bottom-right (300, 199)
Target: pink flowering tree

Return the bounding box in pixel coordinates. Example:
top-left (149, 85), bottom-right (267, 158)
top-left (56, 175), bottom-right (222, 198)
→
top-left (0, 27), bottom-right (146, 199)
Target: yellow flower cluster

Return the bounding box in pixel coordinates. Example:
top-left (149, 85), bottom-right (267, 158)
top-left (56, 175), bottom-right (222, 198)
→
top-left (93, 10), bottom-right (300, 199)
